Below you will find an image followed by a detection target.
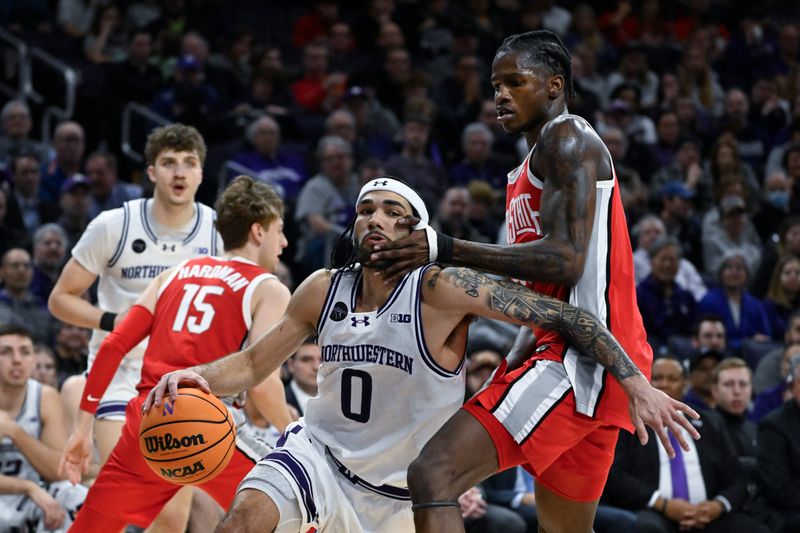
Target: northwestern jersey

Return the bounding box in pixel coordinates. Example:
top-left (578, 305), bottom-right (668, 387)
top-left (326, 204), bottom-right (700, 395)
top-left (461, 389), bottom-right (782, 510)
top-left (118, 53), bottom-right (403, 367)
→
top-left (0, 380), bottom-right (42, 485)
top-left (307, 265), bottom-right (466, 489)
top-left (505, 115), bottom-right (652, 430)
top-left (72, 198), bottom-right (222, 368)
top-left (137, 256), bottom-right (274, 393)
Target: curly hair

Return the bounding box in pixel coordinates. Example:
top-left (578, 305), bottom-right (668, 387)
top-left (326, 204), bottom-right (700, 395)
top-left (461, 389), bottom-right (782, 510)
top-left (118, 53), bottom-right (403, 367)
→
top-left (215, 175), bottom-right (283, 251)
top-left (144, 123), bottom-right (207, 166)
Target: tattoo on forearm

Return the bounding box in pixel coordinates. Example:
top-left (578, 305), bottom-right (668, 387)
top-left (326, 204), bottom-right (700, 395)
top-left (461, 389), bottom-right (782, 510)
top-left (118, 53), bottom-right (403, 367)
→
top-left (441, 268), bottom-right (641, 381)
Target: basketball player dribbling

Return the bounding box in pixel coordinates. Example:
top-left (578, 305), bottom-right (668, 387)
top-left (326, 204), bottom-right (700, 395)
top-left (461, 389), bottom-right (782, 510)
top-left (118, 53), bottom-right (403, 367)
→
top-left (58, 176), bottom-right (292, 532)
top-left (368, 30), bottom-right (687, 533)
top-left (48, 124), bottom-right (223, 529)
top-left (144, 177), bottom-right (697, 533)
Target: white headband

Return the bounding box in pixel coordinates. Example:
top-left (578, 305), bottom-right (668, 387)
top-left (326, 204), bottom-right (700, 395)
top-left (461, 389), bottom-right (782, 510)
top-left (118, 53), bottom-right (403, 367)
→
top-left (356, 177), bottom-right (429, 230)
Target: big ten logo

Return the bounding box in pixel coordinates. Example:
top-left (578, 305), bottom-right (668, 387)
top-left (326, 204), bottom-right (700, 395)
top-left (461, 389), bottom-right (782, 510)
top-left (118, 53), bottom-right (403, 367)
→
top-left (162, 401), bottom-right (175, 416)
top-left (389, 313), bottom-right (411, 323)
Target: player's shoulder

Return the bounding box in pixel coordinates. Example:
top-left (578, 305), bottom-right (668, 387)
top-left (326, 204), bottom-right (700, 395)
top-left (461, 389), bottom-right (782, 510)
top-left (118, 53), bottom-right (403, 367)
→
top-left (540, 114), bottom-right (601, 145)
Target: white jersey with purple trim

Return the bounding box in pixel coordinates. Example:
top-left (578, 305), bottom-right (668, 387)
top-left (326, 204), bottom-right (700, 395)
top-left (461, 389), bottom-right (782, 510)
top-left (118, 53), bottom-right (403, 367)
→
top-left (73, 198), bottom-right (221, 369)
top-left (305, 264), bottom-right (465, 489)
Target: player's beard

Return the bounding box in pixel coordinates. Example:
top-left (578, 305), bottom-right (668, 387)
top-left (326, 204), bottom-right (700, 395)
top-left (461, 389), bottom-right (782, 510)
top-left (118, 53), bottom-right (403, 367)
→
top-left (355, 237), bottom-right (391, 270)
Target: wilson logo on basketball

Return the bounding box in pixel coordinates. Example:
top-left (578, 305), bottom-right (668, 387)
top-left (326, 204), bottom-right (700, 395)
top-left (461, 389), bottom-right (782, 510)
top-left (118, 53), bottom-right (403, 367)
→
top-left (143, 433), bottom-right (206, 453)
top-left (160, 461), bottom-right (206, 479)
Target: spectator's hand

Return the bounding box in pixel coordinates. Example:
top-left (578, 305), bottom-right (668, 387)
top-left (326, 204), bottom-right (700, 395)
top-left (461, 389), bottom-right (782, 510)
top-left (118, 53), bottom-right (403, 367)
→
top-left (0, 410), bottom-right (16, 438)
top-left (685, 164), bottom-right (702, 189)
top-left (59, 427), bottom-right (93, 485)
top-left (751, 333), bottom-right (772, 343)
top-left (142, 369), bottom-right (211, 413)
top-left (624, 376), bottom-right (700, 457)
top-left (370, 216), bottom-right (428, 283)
top-left (28, 483), bottom-right (65, 531)
top-left (663, 498), bottom-right (694, 524)
top-left (458, 487), bottom-right (487, 519)
top-left (680, 500), bottom-right (724, 529)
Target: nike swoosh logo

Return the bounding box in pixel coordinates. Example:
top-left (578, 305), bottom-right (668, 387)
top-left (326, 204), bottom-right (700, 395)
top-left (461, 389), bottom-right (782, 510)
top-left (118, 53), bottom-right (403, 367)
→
top-left (87, 395), bottom-right (100, 402)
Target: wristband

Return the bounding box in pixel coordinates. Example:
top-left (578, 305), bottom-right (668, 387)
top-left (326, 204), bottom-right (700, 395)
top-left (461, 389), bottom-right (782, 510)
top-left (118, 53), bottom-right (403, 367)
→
top-left (100, 312), bottom-right (117, 332)
top-left (437, 233), bottom-right (454, 263)
top-left (424, 226), bottom-right (438, 262)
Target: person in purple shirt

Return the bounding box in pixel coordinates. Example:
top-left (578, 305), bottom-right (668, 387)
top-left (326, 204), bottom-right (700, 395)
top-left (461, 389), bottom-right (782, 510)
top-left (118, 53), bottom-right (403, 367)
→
top-left (229, 115), bottom-right (307, 202)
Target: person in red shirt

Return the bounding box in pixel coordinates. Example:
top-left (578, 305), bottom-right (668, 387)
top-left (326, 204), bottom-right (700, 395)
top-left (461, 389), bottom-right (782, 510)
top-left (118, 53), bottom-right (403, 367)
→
top-left (58, 176), bottom-right (292, 532)
top-left (370, 30), bottom-right (697, 533)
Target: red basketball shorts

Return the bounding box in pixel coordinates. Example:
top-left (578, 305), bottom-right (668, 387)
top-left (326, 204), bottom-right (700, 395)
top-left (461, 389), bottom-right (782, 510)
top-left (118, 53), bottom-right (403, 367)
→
top-left (464, 358), bottom-right (619, 502)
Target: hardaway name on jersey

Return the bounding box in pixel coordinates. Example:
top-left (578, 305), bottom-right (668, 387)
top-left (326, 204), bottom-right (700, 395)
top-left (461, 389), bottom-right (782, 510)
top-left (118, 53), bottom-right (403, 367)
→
top-left (137, 256), bottom-right (275, 393)
top-left (505, 116), bottom-right (652, 430)
top-left (306, 265), bottom-right (465, 489)
top-left (72, 199), bottom-right (222, 367)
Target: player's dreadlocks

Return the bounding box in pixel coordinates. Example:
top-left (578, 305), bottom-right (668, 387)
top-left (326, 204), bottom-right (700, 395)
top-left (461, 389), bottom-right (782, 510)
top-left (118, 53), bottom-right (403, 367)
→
top-left (496, 30), bottom-right (576, 98)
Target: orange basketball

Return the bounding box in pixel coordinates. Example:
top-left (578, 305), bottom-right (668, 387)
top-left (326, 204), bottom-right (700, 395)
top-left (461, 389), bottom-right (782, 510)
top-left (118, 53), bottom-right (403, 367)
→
top-left (139, 388), bottom-right (236, 485)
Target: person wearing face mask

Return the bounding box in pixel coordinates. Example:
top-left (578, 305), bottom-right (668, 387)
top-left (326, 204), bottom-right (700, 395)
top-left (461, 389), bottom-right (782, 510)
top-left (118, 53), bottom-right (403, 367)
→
top-left (754, 171), bottom-right (793, 243)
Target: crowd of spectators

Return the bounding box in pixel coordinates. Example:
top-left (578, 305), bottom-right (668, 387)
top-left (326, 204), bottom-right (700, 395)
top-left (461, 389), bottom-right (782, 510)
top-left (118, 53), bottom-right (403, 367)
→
top-left (2, 0), bottom-right (800, 531)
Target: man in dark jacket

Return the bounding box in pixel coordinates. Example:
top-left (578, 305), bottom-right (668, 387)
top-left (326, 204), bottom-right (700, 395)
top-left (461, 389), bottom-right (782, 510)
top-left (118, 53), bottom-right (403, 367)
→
top-left (602, 357), bottom-right (770, 533)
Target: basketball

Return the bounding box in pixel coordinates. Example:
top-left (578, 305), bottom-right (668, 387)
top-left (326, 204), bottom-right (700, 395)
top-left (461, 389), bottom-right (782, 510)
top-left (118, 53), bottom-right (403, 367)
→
top-left (139, 388), bottom-right (236, 486)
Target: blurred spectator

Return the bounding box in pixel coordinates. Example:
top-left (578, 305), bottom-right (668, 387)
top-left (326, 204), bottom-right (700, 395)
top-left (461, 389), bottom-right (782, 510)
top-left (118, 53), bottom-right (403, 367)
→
top-left (673, 95), bottom-right (715, 149)
top-left (763, 256), bottom-right (800, 340)
top-left (749, 77), bottom-right (789, 139)
top-left (466, 181), bottom-right (501, 244)
top-left (704, 138), bottom-right (760, 206)
top-left (151, 54), bottom-right (221, 129)
top-left (450, 123), bottom-right (509, 192)
top-left (753, 312), bottom-right (800, 395)
top-left (701, 195), bottom-right (761, 276)
top-left (759, 23), bottom-right (800, 80)
top-left (782, 144), bottom-right (800, 213)
top-left (284, 340), bottom-right (321, 416)
top-left (434, 54), bottom-right (486, 153)
top-left (764, 120), bottom-right (800, 176)
top-left (691, 315), bottom-right (729, 359)
top-left (432, 187), bottom-right (488, 243)
top-left (106, 29), bottom-right (164, 107)
top-left (52, 321), bottom-right (89, 383)
top-left (699, 252), bottom-right (772, 353)
top-left (385, 114), bottom-right (448, 214)
top-left (0, 100), bottom-right (49, 165)
top-left (8, 153), bottom-right (60, 236)
top-left (571, 43), bottom-right (609, 107)
top-left (753, 217), bottom-right (800, 298)
top-left (340, 85), bottom-right (400, 161)
top-left (357, 158), bottom-right (386, 187)
top-left (603, 357), bottom-right (767, 533)
top-left (636, 237), bottom-right (698, 350)
top-left (375, 47), bottom-right (415, 121)
top-left (83, 3), bottom-right (127, 63)
top-left (327, 21), bottom-right (363, 75)
top-left (650, 139), bottom-right (711, 209)
top-left (466, 349), bottom-right (501, 398)
top-left (206, 28), bottom-right (255, 102)
top-left (0, 188), bottom-right (30, 256)
top-left (538, 0), bottom-right (572, 35)
top-left (41, 121), bottom-right (85, 204)
top-left (719, 89), bottom-right (770, 174)
top-left (758, 355), bottom-right (800, 533)
top-left (230, 115), bottom-right (307, 203)
top-left (684, 350), bottom-right (723, 412)
top-left (658, 181), bottom-right (703, 268)
top-left (290, 42), bottom-right (344, 115)
top-left (564, 5), bottom-right (616, 73)
top-left (58, 0), bottom-right (98, 37)
top-left (33, 344), bottom-right (59, 389)
top-left (648, 111), bottom-right (681, 170)
top-left (677, 44), bottom-right (725, 117)
top-left (601, 128), bottom-right (647, 219)
top-left (56, 174), bottom-right (92, 252)
top-left (460, 485), bottom-right (526, 533)
top-left (753, 171), bottom-right (793, 243)
top-left (29, 224), bottom-right (68, 305)
top-left (711, 358), bottom-right (757, 457)
top-left (294, 136), bottom-right (359, 274)
top-left (0, 248), bottom-right (55, 343)
top-left (606, 46), bottom-right (659, 110)
top-left (753, 344), bottom-right (800, 423)
top-left (597, 94), bottom-right (656, 146)
top-left (598, 0), bottom-right (668, 50)
top-left (84, 151), bottom-right (143, 219)
top-left (292, 0), bottom-right (338, 48)
top-left (632, 215), bottom-right (706, 301)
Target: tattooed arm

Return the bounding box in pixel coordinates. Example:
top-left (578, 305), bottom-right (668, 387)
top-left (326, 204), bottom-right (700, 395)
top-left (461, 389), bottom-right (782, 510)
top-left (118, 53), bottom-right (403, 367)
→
top-left (428, 266), bottom-right (639, 382)
top-left (372, 116), bottom-right (611, 285)
top-left (424, 266), bottom-right (701, 455)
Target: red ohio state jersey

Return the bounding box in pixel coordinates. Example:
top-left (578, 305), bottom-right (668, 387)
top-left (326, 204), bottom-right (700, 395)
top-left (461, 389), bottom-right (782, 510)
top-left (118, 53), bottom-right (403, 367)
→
top-left (505, 125), bottom-right (652, 430)
top-left (137, 256), bottom-right (275, 393)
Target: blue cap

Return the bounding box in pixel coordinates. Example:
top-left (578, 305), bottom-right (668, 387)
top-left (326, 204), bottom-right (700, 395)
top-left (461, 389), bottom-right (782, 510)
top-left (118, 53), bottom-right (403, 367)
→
top-left (661, 181), bottom-right (694, 199)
